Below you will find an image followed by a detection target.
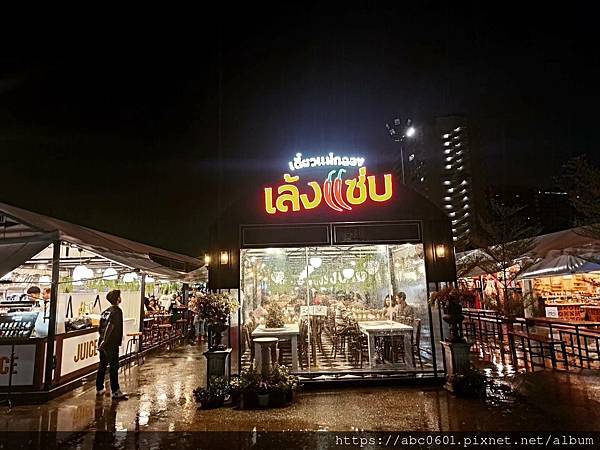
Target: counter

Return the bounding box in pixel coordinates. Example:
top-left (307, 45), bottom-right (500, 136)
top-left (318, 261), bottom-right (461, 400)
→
top-left (544, 302), bottom-right (585, 320)
top-left (1, 318), bottom-right (138, 392)
top-left (0, 337), bottom-right (47, 391)
top-left (582, 305), bottom-right (600, 322)
top-left (54, 318), bottom-right (137, 384)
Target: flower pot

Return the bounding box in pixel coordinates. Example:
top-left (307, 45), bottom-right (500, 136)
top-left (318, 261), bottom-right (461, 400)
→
top-left (269, 390), bottom-right (286, 407)
top-left (240, 392), bottom-right (258, 409)
top-left (229, 391), bottom-right (241, 406)
top-left (199, 396), bottom-right (224, 409)
top-left (284, 389), bottom-right (295, 403)
top-left (257, 393), bottom-right (270, 407)
top-left (443, 304), bottom-right (466, 344)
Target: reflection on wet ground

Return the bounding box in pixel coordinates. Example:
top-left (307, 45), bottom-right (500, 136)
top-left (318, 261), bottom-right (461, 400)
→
top-left (1, 342), bottom-right (599, 433)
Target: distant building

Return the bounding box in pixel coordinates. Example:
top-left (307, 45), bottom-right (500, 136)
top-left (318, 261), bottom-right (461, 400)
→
top-left (433, 115), bottom-right (481, 251)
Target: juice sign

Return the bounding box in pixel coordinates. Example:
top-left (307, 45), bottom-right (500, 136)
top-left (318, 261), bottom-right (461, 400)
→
top-left (264, 158), bottom-right (394, 214)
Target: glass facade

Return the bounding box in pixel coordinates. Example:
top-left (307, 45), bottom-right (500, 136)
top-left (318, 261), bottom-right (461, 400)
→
top-left (240, 243), bottom-right (436, 377)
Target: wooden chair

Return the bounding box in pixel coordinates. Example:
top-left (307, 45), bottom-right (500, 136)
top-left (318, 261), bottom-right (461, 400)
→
top-left (390, 334), bottom-right (406, 364)
top-left (298, 319), bottom-right (310, 369)
top-left (412, 319), bottom-right (424, 369)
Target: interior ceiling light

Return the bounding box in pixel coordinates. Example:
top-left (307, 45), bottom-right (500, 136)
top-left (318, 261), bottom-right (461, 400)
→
top-left (309, 257), bottom-right (322, 268)
top-left (39, 275), bottom-right (51, 284)
top-left (73, 265), bottom-right (91, 282)
top-left (103, 267), bottom-right (118, 281)
top-left (123, 272), bottom-right (138, 283)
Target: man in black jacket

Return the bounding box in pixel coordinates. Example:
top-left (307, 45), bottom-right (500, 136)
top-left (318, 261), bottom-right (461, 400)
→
top-left (96, 289), bottom-right (128, 400)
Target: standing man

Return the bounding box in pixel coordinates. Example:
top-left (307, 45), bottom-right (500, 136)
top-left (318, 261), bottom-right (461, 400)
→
top-left (26, 286), bottom-right (41, 307)
top-left (96, 290), bottom-right (128, 400)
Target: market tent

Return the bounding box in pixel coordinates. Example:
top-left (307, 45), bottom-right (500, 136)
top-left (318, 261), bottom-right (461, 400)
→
top-left (0, 234), bottom-right (56, 279)
top-left (531, 227), bottom-right (600, 258)
top-left (0, 202), bottom-right (203, 279)
top-left (519, 254), bottom-right (600, 279)
top-left (179, 265), bottom-right (208, 283)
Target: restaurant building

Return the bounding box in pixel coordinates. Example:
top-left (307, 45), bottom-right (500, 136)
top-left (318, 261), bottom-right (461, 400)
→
top-left (207, 152), bottom-right (457, 381)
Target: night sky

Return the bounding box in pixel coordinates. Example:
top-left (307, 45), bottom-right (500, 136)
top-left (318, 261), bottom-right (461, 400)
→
top-left (1, 5), bottom-right (598, 256)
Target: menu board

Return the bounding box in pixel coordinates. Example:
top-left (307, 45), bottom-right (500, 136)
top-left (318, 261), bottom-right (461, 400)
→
top-left (0, 312), bottom-right (39, 339)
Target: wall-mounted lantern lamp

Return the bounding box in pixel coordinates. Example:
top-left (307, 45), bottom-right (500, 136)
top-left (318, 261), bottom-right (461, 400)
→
top-left (435, 244), bottom-right (447, 259)
top-left (220, 251), bottom-right (229, 265)
top-left (204, 254), bottom-right (211, 266)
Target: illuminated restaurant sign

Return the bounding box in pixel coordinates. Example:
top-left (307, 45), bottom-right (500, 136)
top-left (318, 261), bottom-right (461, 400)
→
top-left (265, 155), bottom-right (394, 214)
top-left (288, 152), bottom-right (365, 171)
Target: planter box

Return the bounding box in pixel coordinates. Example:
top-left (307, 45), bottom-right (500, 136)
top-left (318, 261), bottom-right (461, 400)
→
top-left (257, 393), bottom-right (270, 407)
top-left (240, 392), bottom-right (258, 409)
top-left (198, 397), bottom-right (224, 409)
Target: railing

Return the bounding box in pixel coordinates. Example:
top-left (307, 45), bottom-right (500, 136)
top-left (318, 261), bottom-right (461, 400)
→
top-left (462, 309), bottom-right (600, 371)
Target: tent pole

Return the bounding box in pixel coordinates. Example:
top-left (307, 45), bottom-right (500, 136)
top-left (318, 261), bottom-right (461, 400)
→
top-left (44, 240), bottom-right (61, 390)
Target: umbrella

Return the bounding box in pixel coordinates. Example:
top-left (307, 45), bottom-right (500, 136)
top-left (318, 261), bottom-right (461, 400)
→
top-left (518, 254), bottom-right (600, 279)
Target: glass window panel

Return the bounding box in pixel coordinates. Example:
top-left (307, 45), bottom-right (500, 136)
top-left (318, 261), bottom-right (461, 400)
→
top-left (239, 243), bottom-right (431, 377)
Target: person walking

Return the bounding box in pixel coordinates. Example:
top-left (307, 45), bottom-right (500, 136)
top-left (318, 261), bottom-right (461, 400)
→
top-left (96, 290), bottom-right (128, 400)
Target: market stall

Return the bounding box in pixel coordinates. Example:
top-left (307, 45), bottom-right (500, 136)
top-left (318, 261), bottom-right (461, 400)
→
top-left (518, 255), bottom-right (600, 320)
top-left (0, 202), bottom-right (202, 402)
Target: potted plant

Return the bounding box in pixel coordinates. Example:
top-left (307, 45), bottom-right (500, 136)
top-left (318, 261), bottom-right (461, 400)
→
top-left (238, 365), bottom-right (260, 409)
top-left (450, 368), bottom-right (487, 398)
top-left (228, 376), bottom-right (242, 406)
top-left (256, 380), bottom-right (272, 407)
top-left (269, 363), bottom-right (299, 405)
top-left (429, 286), bottom-right (476, 343)
top-left (193, 376), bottom-right (229, 409)
top-left (197, 293), bottom-right (239, 351)
top-left (265, 303), bottom-right (285, 329)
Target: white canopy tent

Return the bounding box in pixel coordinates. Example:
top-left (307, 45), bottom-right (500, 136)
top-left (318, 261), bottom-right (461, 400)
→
top-left (0, 202), bottom-right (204, 280)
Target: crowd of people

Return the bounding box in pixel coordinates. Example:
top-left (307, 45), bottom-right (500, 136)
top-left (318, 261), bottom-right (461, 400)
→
top-left (245, 290), bottom-right (415, 328)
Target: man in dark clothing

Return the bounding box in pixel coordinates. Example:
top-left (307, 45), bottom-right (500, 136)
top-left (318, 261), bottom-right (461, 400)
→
top-left (96, 289), bottom-right (128, 400)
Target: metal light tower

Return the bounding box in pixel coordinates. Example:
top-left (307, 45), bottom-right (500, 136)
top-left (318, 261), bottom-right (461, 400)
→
top-left (386, 118), bottom-right (416, 184)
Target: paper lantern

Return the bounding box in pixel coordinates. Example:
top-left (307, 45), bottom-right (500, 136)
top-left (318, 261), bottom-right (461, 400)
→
top-left (309, 257), bottom-right (322, 268)
top-left (342, 268), bottom-right (355, 280)
top-left (103, 268), bottom-right (118, 281)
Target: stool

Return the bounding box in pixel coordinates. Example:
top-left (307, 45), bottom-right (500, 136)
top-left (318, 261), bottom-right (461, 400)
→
top-left (176, 319), bottom-right (187, 343)
top-left (123, 332), bottom-right (144, 372)
top-left (158, 324), bottom-right (173, 350)
top-left (254, 337), bottom-right (278, 377)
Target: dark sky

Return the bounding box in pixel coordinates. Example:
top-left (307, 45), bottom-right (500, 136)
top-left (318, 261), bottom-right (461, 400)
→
top-left (1, 5), bottom-right (598, 256)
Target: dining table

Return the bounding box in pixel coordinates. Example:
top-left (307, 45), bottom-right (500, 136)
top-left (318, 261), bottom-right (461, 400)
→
top-left (252, 323), bottom-right (300, 371)
top-left (358, 320), bottom-right (414, 368)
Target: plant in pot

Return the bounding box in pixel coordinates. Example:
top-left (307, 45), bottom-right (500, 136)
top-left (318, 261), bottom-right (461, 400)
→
top-left (228, 376), bottom-right (242, 406)
top-left (269, 363), bottom-right (299, 406)
top-left (450, 368), bottom-right (487, 399)
top-left (256, 380), bottom-right (272, 407)
top-left (193, 376), bottom-right (229, 409)
top-left (197, 293), bottom-right (239, 351)
top-left (238, 365), bottom-right (260, 409)
top-left (429, 286), bottom-right (476, 343)
top-left (265, 303), bottom-right (285, 329)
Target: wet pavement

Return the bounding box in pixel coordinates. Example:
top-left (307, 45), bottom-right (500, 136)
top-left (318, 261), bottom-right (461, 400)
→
top-left (1, 342), bottom-right (599, 433)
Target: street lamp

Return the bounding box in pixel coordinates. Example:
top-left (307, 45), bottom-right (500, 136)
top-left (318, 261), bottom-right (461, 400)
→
top-left (386, 118), bottom-right (416, 184)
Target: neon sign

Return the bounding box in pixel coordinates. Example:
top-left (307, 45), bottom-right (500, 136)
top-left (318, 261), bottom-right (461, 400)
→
top-left (264, 167), bottom-right (393, 214)
top-left (288, 152), bottom-right (365, 171)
